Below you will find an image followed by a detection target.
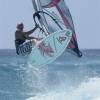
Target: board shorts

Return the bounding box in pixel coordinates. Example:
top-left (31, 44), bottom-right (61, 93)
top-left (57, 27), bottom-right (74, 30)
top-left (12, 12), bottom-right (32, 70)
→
top-left (15, 40), bottom-right (33, 56)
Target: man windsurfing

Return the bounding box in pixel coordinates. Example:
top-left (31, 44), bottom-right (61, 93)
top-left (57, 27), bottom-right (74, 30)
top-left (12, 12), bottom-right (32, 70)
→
top-left (15, 23), bottom-right (41, 55)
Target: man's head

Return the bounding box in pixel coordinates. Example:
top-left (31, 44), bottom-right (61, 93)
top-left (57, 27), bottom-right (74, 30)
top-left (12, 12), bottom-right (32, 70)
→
top-left (17, 23), bottom-right (24, 31)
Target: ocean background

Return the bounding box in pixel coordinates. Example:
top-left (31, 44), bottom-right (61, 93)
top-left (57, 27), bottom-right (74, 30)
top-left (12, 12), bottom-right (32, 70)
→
top-left (0, 49), bottom-right (100, 100)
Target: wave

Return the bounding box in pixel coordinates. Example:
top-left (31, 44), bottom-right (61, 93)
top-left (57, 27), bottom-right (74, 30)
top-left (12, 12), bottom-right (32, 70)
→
top-left (27, 77), bottom-right (100, 100)
top-left (0, 50), bottom-right (100, 100)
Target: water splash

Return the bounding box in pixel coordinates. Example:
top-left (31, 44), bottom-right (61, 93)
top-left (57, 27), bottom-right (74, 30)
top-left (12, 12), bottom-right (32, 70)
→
top-left (27, 77), bottom-right (100, 100)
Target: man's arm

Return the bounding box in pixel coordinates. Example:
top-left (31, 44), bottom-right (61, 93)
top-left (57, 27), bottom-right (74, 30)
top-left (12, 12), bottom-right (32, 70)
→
top-left (24, 25), bottom-right (38, 35)
top-left (25, 34), bottom-right (38, 40)
top-left (25, 34), bottom-right (42, 41)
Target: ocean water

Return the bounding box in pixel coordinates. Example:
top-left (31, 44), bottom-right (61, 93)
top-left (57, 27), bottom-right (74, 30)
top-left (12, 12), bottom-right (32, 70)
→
top-left (0, 49), bottom-right (100, 100)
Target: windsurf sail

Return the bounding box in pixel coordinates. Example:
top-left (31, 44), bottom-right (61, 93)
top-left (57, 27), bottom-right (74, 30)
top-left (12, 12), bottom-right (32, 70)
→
top-left (32, 0), bottom-right (82, 57)
top-left (27, 0), bottom-right (73, 66)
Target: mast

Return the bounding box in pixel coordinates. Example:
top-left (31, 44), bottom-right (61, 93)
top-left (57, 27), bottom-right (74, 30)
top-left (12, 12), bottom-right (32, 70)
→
top-left (32, 0), bottom-right (50, 35)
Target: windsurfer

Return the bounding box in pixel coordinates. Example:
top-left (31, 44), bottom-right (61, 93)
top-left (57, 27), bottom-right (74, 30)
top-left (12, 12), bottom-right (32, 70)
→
top-left (15, 23), bottom-right (41, 55)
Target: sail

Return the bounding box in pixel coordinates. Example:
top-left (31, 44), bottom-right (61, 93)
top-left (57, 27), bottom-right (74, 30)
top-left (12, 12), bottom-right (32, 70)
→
top-left (38, 0), bottom-right (82, 57)
top-left (28, 0), bottom-right (73, 67)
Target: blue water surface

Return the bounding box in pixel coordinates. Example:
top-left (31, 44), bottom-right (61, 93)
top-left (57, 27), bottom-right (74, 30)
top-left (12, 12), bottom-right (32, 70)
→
top-left (0, 49), bottom-right (100, 100)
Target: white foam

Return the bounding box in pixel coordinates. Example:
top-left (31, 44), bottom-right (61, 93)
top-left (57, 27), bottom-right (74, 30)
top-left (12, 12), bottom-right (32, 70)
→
top-left (27, 77), bottom-right (100, 100)
top-left (68, 77), bottom-right (100, 100)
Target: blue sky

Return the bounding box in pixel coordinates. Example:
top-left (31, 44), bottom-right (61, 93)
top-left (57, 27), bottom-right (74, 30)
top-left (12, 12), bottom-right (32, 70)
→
top-left (0, 0), bottom-right (99, 49)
